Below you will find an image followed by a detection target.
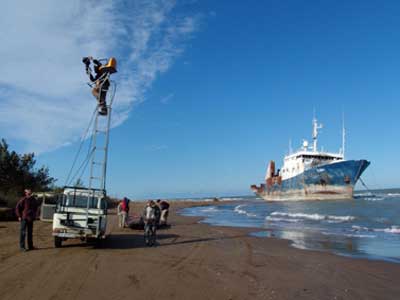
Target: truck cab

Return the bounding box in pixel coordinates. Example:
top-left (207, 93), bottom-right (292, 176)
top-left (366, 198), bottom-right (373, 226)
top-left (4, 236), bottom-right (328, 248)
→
top-left (52, 187), bottom-right (107, 247)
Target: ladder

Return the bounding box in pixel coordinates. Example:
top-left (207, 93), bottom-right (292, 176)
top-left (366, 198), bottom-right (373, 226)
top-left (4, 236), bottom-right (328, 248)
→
top-left (84, 75), bottom-right (116, 229)
top-left (60, 66), bottom-right (117, 239)
top-left (88, 74), bottom-right (116, 192)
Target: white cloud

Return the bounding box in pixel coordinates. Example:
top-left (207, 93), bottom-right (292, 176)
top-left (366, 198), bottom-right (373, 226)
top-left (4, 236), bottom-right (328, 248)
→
top-left (146, 144), bottom-right (169, 151)
top-left (0, 0), bottom-right (199, 153)
top-left (160, 93), bottom-right (174, 104)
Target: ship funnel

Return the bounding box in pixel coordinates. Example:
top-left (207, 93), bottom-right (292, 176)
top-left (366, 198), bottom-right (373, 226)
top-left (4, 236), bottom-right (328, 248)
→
top-left (265, 160), bottom-right (275, 181)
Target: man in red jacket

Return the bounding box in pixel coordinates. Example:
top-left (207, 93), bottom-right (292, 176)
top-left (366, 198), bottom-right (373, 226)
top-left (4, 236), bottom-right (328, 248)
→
top-left (15, 189), bottom-right (38, 251)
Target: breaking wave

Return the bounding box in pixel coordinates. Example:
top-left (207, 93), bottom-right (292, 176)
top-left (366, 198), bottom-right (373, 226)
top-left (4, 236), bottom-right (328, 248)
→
top-left (265, 216), bottom-right (301, 223)
top-left (352, 225), bottom-right (371, 231)
top-left (355, 191), bottom-right (400, 201)
top-left (354, 192), bottom-right (374, 197)
top-left (344, 233), bottom-right (375, 238)
top-left (220, 197), bottom-right (246, 201)
top-left (352, 225), bottom-right (400, 234)
top-left (233, 205), bottom-right (257, 217)
top-left (386, 193), bottom-right (400, 197)
top-left (374, 226), bottom-right (400, 234)
top-left (199, 207), bottom-right (218, 213)
top-left (270, 211), bottom-right (355, 222)
top-left (363, 197), bottom-right (384, 201)
top-left (322, 231), bottom-right (376, 238)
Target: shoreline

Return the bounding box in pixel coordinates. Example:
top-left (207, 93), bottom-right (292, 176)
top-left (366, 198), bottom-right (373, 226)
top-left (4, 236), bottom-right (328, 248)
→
top-left (181, 199), bottom-right (400, 265)
top-left (1, 200), bottom-right (399, 300)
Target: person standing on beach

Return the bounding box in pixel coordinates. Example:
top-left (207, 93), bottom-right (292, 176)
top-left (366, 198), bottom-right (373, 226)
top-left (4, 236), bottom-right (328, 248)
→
top-left (15, 189), bottom-right (38, 251)
top-left (142, 200), bottom-right (160, 246)
top-left (124, 197), bottom-right (130, 215)
top-left (117, 198), bottom-right (130, 228)
top-left (154, 201), bottom-right (161, 227)
top-left (156, 199), bottom-right (170, 226)
top-left (117, 200), bottom-right (124, 228)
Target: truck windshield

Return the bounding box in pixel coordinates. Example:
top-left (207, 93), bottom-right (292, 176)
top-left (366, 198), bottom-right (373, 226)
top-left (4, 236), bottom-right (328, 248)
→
top-left (63, 195), bottom-right (99, 209)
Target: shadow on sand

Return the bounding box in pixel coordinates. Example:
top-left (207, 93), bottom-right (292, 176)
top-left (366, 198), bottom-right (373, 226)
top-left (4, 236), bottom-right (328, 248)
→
top-left (104, 231), bottom-right (250, 249)
top-left (24, 233), bottom-right (249, 251)
top-left (128, 223), bottom-right (171, 230)
top-left (99, 233), bottom-right (179, 249)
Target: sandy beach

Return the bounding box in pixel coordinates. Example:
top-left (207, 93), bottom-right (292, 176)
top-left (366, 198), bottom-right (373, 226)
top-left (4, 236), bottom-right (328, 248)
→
top-left (0, 200), bottom-right (399, 300)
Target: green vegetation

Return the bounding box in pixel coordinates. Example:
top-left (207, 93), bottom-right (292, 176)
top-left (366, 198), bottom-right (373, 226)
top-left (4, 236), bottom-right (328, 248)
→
top-left (0, 139), bottom-right (55, 208)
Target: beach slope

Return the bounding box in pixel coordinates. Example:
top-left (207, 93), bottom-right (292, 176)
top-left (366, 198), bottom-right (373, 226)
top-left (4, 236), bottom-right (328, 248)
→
top-left (0, 201), bottom-right (399, 300)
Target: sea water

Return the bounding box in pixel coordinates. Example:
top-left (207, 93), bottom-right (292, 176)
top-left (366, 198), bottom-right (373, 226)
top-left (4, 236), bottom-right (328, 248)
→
top-left (180, 189), bottom-right (400, 263)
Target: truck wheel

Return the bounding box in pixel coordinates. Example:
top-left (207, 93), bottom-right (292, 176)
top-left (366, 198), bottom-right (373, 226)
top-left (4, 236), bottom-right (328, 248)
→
top-left (95, 238), bottom-right (105, 248)
top-left (54, 236), bottom-right (62, 248)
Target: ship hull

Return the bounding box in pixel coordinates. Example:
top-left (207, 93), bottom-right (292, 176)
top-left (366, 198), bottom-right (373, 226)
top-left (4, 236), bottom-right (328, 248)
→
top-left (252, 160), bottom-right (370, 201)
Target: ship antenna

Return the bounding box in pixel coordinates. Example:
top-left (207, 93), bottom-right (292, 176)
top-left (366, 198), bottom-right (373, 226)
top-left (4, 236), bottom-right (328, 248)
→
top-left (312, 114), bottom-right (323, 152)
top-left (341, 112), bottom-right (346, 158)
top-left (289, 138), bottom-right (293, 154)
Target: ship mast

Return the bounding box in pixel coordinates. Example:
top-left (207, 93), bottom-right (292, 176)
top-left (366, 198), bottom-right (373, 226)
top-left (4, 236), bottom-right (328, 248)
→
top-left (341, 113), bottom-right (346, 158)
top-left (312, 116), bottom-right (323, 152)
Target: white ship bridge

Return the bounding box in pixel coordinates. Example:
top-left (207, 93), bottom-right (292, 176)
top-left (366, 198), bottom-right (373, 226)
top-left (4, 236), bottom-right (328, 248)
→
top-left (278, 117), bottom-right (345, 181)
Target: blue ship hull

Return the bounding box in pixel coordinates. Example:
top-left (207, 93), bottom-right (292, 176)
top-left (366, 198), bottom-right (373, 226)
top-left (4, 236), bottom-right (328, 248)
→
top-left (253, 160), bottom-right (370, 201)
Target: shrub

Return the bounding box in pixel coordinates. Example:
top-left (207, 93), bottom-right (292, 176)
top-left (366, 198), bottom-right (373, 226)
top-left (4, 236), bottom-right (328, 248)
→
top-left (0, 139), bottom-right (55, 208)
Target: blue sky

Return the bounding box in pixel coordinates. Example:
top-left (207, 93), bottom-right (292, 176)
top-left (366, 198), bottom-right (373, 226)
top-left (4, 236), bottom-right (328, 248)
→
top-left (1, 1), bottom-right (400, 199)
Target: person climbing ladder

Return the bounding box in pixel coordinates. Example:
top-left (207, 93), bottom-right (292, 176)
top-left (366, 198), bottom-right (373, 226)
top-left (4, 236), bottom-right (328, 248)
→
top-left (82, 56), bottom-right (117, 115)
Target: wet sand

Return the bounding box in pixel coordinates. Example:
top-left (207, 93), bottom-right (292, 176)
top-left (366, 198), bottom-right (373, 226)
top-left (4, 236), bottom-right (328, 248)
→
top-left (0, 201), bottom-right (399, 300)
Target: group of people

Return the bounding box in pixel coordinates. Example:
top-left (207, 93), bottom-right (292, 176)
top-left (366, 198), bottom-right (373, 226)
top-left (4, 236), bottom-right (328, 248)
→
top-left (15, 187), bottom-right (172, 250)
top-left (117, 198), bottom-right (170, 246)
top-left (141, 199), bottom-right (170, 246)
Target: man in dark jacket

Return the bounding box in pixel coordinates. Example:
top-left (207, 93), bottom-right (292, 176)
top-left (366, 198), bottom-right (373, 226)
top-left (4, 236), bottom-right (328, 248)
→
top-left (15, 189), bottom-right (38, 251)
top-left (156, 199), bottom-right (170, 226)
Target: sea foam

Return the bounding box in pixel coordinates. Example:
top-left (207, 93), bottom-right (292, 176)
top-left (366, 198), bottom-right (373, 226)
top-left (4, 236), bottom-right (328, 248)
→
top-left (221, 197), bottom-right (245, 201)
top-left (363, 197), bottom-right (385, 201)
top-left (376, 226), bottom-right (400, 234)
top-left (200, 207), bottom-right (218, 213)
top-left (233, 205), bottom-right (257, 217)
top-left (386, 193), bottom-right (400, 197)
top-left (353, 225), bottom-right (400, 234)
top-left (270, 211), bottom-right (355, 222)
top-left (265, 216), bottom-right (301, 223)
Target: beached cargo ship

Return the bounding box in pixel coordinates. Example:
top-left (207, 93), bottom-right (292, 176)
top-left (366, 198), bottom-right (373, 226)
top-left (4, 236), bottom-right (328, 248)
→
top-left (251, 117), bottom-right (370, 201)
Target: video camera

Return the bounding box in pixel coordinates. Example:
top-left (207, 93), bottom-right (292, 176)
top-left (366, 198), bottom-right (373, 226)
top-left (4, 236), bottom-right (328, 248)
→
top-left (82, 57), bottom-right (91, 66)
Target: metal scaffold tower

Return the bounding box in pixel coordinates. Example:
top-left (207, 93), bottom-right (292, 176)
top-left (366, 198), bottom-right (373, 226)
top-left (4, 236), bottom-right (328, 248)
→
top-left (51, 57), bottom-right (118, 247)
top-left (87, 76), bottom-right (116, 193)
top-left (64, 57), bottom-right (118, 195)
